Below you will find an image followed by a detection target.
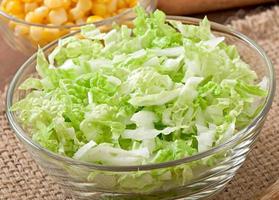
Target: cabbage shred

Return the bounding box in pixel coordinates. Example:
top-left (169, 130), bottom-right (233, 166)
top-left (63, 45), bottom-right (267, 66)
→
top-left (13, 7), bottom-right (267, 166)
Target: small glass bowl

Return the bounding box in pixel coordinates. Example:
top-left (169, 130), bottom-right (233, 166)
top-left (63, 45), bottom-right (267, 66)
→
top-left (6, 16), bottom-right (275, 200)
top-left (0, 0), bottom-right (156, 55)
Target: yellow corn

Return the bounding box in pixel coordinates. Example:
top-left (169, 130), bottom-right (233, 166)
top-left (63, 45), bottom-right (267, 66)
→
top-left (42, 27), bottom-right (62, 41)
top-left (14, 24), bottom-right (29, 36)
top-left (75, 17), bottom-right (86, 25)
top-left (44, 0), bottom-right (71, 9)
top-left (91, 3), bottom-right (107, 17)
top-left (70, 0), bottom-right (92, 19)
top-left (65, 22), bottom-right (75, 26)
top-left (69, 8), bottom-right (82, 20)
top-left (78, 0), bottom-right (92, 11)
top-left (62, 0), bottom-right (72, 10)
top-left (8, 21), bottom-right (16, 30)
top-left (107, 0), bottom-right (117, 13)
top-left (25, 6), bottom-right (48, 23)
top-left (44, 0), bottom-right (65, 9)
top-left (5, 0), bottom-right (23, 15)
top-left (34, 6), bottom-right (49, 18)
top-left (0, 0), bottom-right (8, 11)
top-left (29, 26), bottom-right (44, 41)
top-left (86, 15), bottom-right (104, 23)
top-left (14, 13), bottom-right (25, 19)
top-left (24, 2), bottom-right (39, 13)
top-left (107, 0), bottom-right (117, 14)
top-left (48, 8), bottom-right (68, 25)
top-left (126, 0), bottom-right (137, 7)
top-left (0, 0), bottom-right (138, 46)
top-left (25, 12), bottom-right (41, 23)
top-left (117, 0), bottom-right (127, 9)
top-left (95, 0), bottom-right (111, 3)
top-left (22, 0), bottom-right (41, 3)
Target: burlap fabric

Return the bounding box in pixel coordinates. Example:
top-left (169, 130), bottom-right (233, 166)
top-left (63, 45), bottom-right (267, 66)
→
top-left (1, 6), bottom-right (279, 200)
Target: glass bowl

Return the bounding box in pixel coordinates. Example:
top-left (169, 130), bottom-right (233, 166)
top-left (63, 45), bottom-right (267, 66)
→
top-left (6, 16), bottom-right (275, 200)
top-left (0, 0), bottom-right (156, 55)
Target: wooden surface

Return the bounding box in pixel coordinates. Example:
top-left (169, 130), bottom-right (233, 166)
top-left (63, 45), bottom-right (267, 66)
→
top-left (158, 0), bottom-right (274, 15)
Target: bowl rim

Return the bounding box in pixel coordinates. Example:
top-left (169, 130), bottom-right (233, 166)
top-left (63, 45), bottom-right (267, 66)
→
top-left (6, 16), bottom-right (276, 172)
top-left (0, 0), bottom-right (152, 29)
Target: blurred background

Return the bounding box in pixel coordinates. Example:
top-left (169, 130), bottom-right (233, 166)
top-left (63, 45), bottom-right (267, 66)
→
top-left (0, 0), bottom-right (278, 90)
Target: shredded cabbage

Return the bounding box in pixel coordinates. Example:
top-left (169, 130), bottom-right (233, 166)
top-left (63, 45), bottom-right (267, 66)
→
top-left (12, 7), bottom-right (267, 192)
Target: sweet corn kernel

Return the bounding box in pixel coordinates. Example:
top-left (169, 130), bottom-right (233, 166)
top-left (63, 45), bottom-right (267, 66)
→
top-left (25, 12), bottom-right (42, 23)
top-left (86, 15), bottom-right (103, 23)
top-left (14, 24), bottom-right (29, 36)
top-left (117, 0), bottom-right (127, 9)
top-left (29, 26), bottom-right (44, 41)
top-left (5, 0), bottom-right (23, 15)
top-left (65, 22), bottom-right (75, 26)
top-left (70, 8), bottom-right (83, 20)
top-left (95, 0), bottom-right (111, 3)
top-left (42, 27), bottom-right (61, 41)
top-left (1, 0), bottom-right (9, 10)
top-left (62, 0), bottom-right (72, 9)
top-left (44, 0), bottom-right (65, 9)
top-left (37, 39), bottom-right (50, 46)
top-left (8, 21), bottom-right (16, 30)
top-left (34, 6), bottom-right (49, 18)
top-left (107, 0), bottom-right (117, 14)
top-left (71, 0), bottom-right (91, 19)
top-left (78, 0), bottom-right (92, 11)
top-left (24, 2), bottom-right (39, 13)
top-left (24, 6), bottom-right (48, 23)
top-left (59, 28), bottom-right (69, 36)
top-left (91, 3), bottom-right (107, 17)
top-left (70, 0), bottom-right (92, 20)
top-left (14, 13), bottom-right (25, 19)
top-left (103, 13), bottom-right (112, 18)
top-left (43, 0), bottom-right (71, 9)
top-left (48, 8), bottom-right (68, 25)
top-left (22, 0), bottom-right (41, 3)
top-left (75, 17), bottom-right (86, 25)
top-left (0, 0), bottom-right (138, 47)
top-left (127, 0), bottom-right (137, 7)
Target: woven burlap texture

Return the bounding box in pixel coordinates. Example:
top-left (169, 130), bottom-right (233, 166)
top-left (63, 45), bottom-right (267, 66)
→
top-left (1, 6), bottom-right (279, 200)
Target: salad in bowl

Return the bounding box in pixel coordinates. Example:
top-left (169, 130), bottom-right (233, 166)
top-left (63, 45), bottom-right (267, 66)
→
top-left (7, 7), bottom-right (274, 200)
